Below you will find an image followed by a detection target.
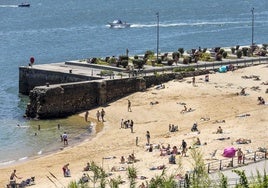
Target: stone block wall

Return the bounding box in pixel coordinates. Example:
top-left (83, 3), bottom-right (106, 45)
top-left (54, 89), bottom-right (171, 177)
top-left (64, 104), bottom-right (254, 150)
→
top-left (19, 66), bottom-right (100, 95)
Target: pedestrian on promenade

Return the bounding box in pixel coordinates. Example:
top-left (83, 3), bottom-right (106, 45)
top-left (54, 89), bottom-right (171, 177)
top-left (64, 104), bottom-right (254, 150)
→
top-left (237, 148), bottom-right (244, 164)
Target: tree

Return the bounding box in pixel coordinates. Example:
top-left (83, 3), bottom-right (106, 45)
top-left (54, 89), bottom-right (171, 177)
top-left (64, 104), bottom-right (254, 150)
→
top-left (189, 148), bottom-right (211, 188)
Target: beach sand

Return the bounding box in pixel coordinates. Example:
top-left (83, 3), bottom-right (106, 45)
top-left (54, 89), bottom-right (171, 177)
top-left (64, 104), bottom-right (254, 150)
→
top-left (1, 64), bottom-right (268, 187)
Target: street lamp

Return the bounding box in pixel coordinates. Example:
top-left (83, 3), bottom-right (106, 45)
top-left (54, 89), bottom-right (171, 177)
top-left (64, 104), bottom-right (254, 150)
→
top-left (251, 7), bottom-right (254, 53)
top-left (156, 12), bottom-right (159, 62)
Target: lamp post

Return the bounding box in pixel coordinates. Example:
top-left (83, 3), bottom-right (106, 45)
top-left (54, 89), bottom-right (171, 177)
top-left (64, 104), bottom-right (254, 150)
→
top-left (156, 12), bottom-right (159, 62)
top-left (251, 7), bottom-right (254, 53)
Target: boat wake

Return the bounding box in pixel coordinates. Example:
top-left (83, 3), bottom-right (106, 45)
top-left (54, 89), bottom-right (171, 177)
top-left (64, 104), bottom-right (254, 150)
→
top-left (130, 20), bottom-right (254, 28)
top-left (0, 5), bottom-right (18, 8)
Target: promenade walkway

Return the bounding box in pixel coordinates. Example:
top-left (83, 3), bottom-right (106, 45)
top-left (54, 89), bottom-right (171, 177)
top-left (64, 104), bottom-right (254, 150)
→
top-left (210, 159), bottom-right (268, 186)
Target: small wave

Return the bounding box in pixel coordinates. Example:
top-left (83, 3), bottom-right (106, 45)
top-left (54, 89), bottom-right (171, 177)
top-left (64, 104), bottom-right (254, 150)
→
top-left (37, 150), bottom-right (42, 155)
top-left (0, 160), bottom-right (16, 166)
top-left (18, 156), bottom-right (28, 161)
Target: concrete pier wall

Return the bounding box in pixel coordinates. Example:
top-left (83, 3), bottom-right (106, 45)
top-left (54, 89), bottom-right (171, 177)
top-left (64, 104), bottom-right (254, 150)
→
top-left (19, 66), bottom-right (100, 95)
top-left (25, 78), bottom-right (147, 119)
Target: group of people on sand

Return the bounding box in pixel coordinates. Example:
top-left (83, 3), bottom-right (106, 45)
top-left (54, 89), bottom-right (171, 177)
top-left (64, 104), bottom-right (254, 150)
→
top-left (8, 170), bottom-right (35, 187)
top-left (169, 124), bottom-right (178, 132)
top-left (121, 119), bottom-right (134, 132)
top-left (96, 109), bottom-right (105, 122)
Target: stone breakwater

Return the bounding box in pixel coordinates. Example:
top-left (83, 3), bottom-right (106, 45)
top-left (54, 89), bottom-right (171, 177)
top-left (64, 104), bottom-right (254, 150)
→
top-left (19, 63), bottom-right (209, 119)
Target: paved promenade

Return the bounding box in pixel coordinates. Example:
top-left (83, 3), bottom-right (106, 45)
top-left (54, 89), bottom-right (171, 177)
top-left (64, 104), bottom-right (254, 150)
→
top-left (210, 159), bottom-right (268, 186)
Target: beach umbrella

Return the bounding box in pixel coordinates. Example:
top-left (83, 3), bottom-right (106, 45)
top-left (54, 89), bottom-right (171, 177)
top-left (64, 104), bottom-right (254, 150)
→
top-left (223, 147), bottom-right (236, 158)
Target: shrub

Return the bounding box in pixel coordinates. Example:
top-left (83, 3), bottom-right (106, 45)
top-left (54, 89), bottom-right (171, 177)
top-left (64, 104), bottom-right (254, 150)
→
top-left (156, 58), bottom-right (162, 64)
top-left (120, 60), bottom-right (128, 68)
top-left (134, 55), bottom-right (138, 59)
top-left (231, 47), bottom-right (235, 54)
top-left (172, 51), bottom-right (180, 60)
top-left (133, 59), bottom-right (145, 69)
top-left (100, 70), bottom-right (114, 76)
top-left (91, 57), bottom-right (97, 64)
top-left (167, 59), bottom-right (174, 66)
top-left (262, 44), bottom-right (268, 50)
top-left (183, 56), bottom-right (191, 64)
top-left (242, 47), bottom-right (249, 56)
top-left (219, 49), bottom-right (225, 55)
top-left (236, 45), bottom-right (240, 50)
top-left (108, 57), bottom-right (116, 65)
top-left (200, 52), bottom-right (211, 61)
top-left (144, 50), bottom-right (154, 59)
top-left (119, 55), bottom-right (128, 62)
top-left (178, 48), bottom-right (184, 55)
top-left (215, 53), bottom-right (222, 61)
top-left (214, 47), bottom-right (221, 53)
top-left (222, 51), bottom-right (228, 58)
top-left (237, 49), bottom-right (243, 58)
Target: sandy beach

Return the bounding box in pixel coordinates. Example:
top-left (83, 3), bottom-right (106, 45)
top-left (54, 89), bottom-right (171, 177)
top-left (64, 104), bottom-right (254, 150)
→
top-left (1, 64), bottom-right (268, 187)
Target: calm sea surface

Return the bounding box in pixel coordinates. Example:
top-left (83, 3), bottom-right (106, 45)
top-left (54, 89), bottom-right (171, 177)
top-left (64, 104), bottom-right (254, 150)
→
top-left (0, 0), bottom-right (267, 165)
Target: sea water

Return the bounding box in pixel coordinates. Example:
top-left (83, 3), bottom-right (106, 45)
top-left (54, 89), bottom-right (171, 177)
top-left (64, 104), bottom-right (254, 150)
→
top-left (0, 0), bottom-right (267, 165)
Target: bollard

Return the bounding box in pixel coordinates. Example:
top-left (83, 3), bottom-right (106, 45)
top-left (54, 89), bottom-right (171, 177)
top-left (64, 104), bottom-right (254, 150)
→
top-left (46, 82), bottom-right (49, 87)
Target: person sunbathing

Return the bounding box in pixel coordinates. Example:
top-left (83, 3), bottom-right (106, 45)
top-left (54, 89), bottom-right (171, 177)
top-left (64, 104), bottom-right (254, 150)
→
top-left (180, 105), bottom-right (193, 114)
top-left (212, 120), bottom-right (225, 124)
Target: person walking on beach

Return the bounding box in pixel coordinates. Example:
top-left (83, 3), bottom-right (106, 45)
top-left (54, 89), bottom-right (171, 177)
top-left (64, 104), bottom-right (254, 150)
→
top-left (130, 120), bottom-right (134, 133)
top-left (192, 76), bottom-right (195, 86)
top-left (101, 109), bottom-right (105, 122)
top-left (85, 111), bottom-right (89, 122)
top-left (62, 132), bottom-right (68, 146)
top-left (10, 169), bottom-right (22, 187)
top-left (96, 110), bottom-right (100, 122)
top-left (128, 99), bottom-right (132, 112)
top-left (146, 131), bottom-right (150, 145)
top-left (181, 139), bottom-right (187, 157)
